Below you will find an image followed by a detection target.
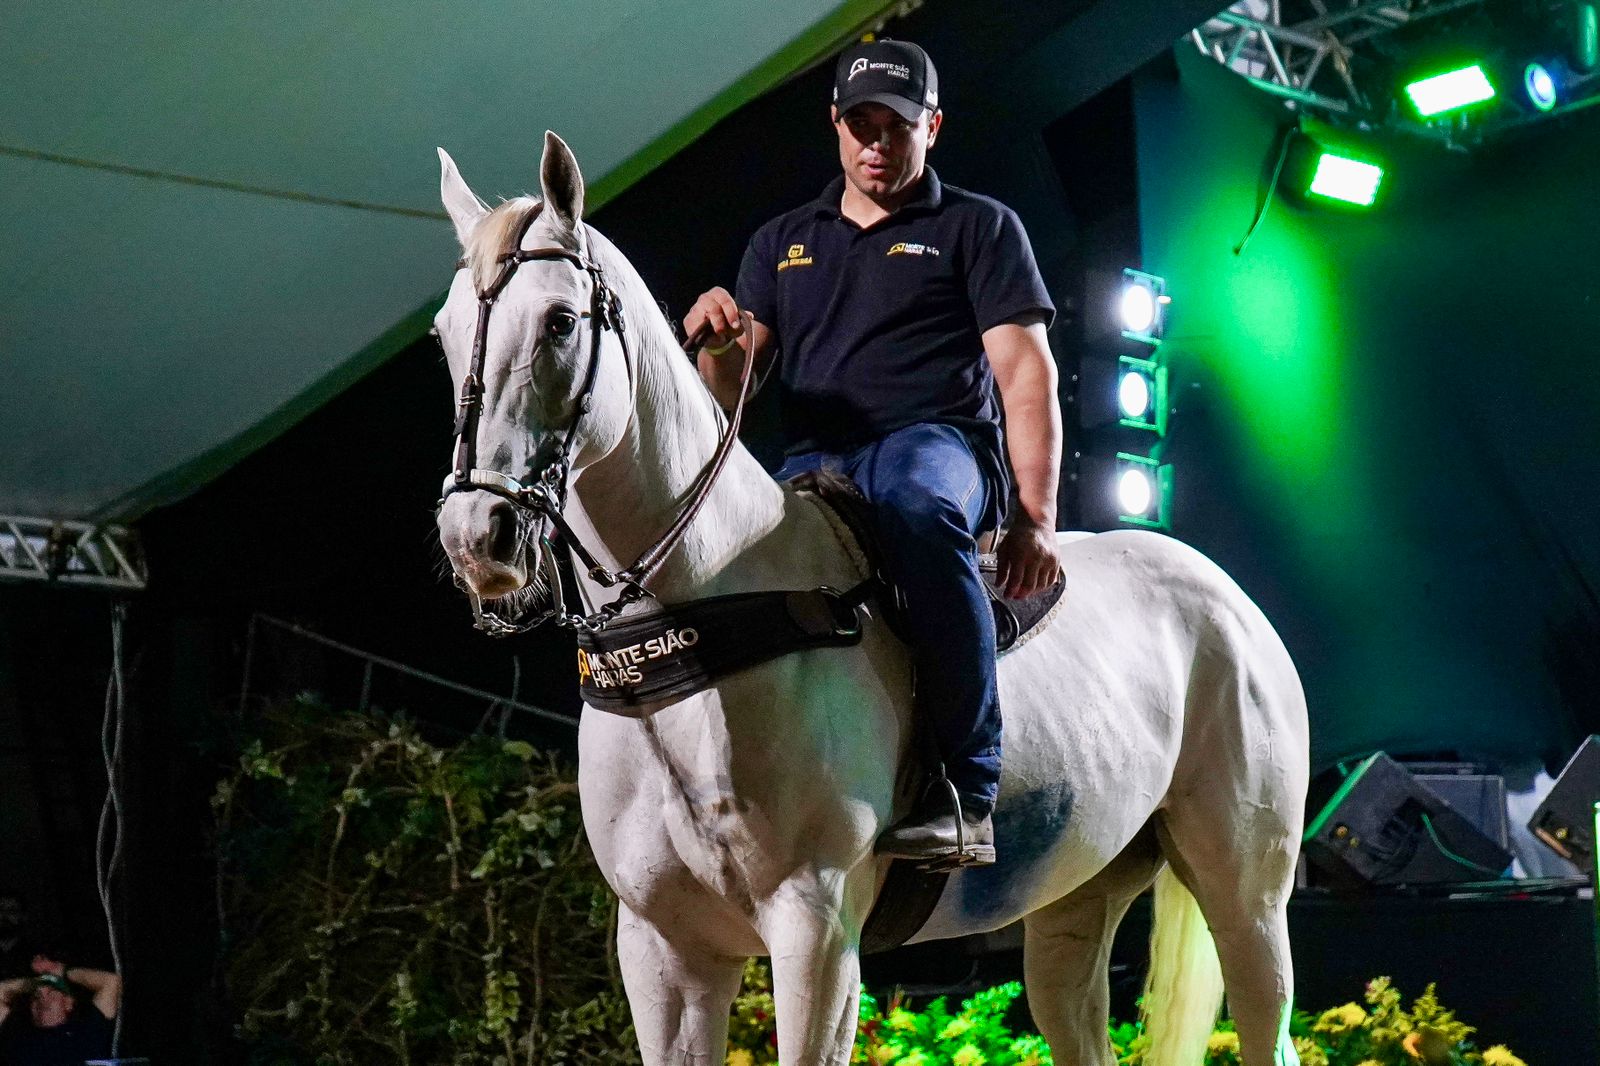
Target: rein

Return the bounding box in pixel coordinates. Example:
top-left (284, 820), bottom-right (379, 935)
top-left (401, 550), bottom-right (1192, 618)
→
top-left (440, 210), bottom-right (757, 635)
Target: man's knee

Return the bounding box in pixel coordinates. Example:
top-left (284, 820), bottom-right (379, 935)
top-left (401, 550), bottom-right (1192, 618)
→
top-left (872, 479), bottom-right (972, 541)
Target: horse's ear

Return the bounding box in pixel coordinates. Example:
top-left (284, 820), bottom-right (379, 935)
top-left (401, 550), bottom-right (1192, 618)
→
top-left (438, 147), bottom-right (488, 248)
top-left (539, 130), bottom-right (585, 233)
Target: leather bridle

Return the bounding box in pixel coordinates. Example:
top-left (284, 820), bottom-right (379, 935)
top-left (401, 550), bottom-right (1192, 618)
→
top-left (439, 209), bottom-right (755, 636)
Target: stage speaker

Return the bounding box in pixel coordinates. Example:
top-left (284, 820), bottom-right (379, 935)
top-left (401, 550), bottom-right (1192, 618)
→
top-left (1303, 753), bottom-right (1512, 888)
top-left (1413, 771), bottom-right (1510, 850)
top-left (1529, 736), bottom-right (1600, 871)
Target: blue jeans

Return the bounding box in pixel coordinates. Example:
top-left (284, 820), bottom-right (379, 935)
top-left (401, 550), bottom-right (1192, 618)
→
top-left (777, 423), bottom-right (1001, 814)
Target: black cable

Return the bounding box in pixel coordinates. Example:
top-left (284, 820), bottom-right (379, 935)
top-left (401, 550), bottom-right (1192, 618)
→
top-left (1234, 124), bottom-right (1299, 256)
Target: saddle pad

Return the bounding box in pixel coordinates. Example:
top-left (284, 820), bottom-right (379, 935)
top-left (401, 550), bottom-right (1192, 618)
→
top-left (981, 558), bottom-right (1066, 656)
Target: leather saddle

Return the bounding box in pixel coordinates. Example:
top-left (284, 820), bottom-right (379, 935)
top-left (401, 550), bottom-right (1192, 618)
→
top-left (787, 469), bottom-right (1065, 654)
top-left (789, 469), bottom-right (1068, 953)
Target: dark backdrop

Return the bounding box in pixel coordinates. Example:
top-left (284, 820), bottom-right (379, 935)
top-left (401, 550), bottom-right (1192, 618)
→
top-left (1133, 47), bottom-right (1600, 771)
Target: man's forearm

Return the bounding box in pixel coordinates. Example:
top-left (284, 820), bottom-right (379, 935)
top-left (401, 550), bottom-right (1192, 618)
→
top-left (64, 965), bottom-right (119, 996)
top-left (985, 320), bottom-right (1062, 529)
top-left (1003, 392), bottom-right (1062, 528)
top-left (0, 977), bottom-right (30, 1024)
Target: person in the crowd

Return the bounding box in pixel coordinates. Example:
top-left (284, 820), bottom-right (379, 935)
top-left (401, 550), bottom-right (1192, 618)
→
top-left (0, 953), bottom-right (120, 1066)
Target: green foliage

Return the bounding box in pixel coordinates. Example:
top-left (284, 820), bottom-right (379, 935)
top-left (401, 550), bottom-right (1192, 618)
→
top-left (215, 697), bottom-right (640, 1066)
top-left (725, 965), bottom-right (1526, 1066)
top-left (728, 964), bottom-right (1048, 1066)
top-left (218, 702), bottom-right (1526, 1066)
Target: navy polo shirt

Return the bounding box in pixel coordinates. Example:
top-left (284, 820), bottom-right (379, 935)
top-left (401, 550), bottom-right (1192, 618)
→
top-left (735, 166), bottom-right (1054, 520)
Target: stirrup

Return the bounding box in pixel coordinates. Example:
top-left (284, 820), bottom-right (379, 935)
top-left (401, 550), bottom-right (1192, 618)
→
top-left (911, 776), bottom-right (984, 872)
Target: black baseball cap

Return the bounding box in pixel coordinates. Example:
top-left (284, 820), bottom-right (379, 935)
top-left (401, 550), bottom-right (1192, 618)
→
top-left (832, 40), bottom-right (939, 122)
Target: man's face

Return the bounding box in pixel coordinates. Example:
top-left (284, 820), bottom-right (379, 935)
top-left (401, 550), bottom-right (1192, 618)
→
top-left (30, 986), bottom-right (72, 1028)
top-left (832, 102), bottom-right (942, 201)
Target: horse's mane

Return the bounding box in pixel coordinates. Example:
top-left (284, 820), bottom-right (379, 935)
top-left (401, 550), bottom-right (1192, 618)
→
top-left (464, 197), bottom-right (542, 293)
top-left (463, 198), bottom-right (676, 353)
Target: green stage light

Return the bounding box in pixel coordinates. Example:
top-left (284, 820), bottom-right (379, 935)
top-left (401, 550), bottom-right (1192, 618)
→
top-left (1115, 452), bottom-right (1173, 530)
top-left (1405, 64), bottom-right (1496, 117)
top-left (1308, 153), bottom-right (1384, 207)
top-left (1117, 354), bottom-right (1169, 436)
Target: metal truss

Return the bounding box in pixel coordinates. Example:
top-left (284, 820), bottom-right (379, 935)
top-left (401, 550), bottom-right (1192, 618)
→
top-left (1193, 0), bottom-right (1489, 116)
top-left (0, 515), bottom-right (148, 591)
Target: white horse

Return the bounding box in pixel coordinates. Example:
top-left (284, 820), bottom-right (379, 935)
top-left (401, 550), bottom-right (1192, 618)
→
top-left (433, 132), bottom-right (1309, 1066)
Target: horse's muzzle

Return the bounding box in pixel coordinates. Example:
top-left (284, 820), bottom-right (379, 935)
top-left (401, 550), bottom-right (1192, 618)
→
top-left (438, 494), bottom-right (528, 600)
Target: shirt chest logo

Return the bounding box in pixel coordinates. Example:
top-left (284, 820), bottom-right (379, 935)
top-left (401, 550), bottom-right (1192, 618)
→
top-left (778, 243), bottom-right (814, 271)
top-left (887, 241), bottom-right (940, 257)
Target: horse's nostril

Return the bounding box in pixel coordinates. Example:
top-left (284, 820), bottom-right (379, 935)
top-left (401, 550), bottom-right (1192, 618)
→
top-left (486, 502), bottom-right (519, 563)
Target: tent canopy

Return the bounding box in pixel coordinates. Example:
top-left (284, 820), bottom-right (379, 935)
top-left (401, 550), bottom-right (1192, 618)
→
top-left (0, 1), bottom-right (893, 521)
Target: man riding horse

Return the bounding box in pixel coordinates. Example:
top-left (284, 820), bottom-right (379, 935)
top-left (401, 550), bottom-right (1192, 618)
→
top-left (686, 39), bottom-right (1064, 868)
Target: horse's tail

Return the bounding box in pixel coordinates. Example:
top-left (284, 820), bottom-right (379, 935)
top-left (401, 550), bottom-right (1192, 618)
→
top-left (1139, 865), bottom-right (1224, 1066)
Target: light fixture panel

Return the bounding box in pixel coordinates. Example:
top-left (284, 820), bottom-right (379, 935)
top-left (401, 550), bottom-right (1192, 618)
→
top-left (1404, 64), bottom-right (1496, 117)
top-left (1119, 269), bottom-right (1168, 344)
top-left (1117, 354), bottom-right (1169, 436)
top-left (1308, 152), bottom-right (1385, 207)
top-left (1114, 452), bottom-right (1174, 531)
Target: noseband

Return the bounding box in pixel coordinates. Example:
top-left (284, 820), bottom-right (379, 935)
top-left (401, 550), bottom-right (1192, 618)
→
top-left (440, 209), bottom-right (755, 636)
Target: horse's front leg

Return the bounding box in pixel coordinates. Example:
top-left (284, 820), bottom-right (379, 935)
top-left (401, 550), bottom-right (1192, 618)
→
top-left (618, 902), bottom-right (745, 1066)
top-left (760, 866), bottom-right (876, 1065)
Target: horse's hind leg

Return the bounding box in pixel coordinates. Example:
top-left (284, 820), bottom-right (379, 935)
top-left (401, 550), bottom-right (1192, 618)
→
top-left (617, 903), bottom-right (745, 1066)
top-left (1023, 826), bottom-right (1162, 1066)
top-left (1157, 690), bottom-right (1307, 1066)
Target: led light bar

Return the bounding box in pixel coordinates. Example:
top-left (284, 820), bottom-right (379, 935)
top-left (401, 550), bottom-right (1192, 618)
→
top-left (1308, 153), bottom-right (1385, 207)
top-left (1405, 64), bottom-right (1496, 117)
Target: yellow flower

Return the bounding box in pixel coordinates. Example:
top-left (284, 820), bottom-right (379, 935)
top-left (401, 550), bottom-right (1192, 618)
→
top-left (940, 1017), bottom-right (976, 1041)
top-left (887, 1008), bottom-right (919, 1032)
top-left (1292, 1036), bottom-right (1329, 1066)
top-left (1208, 1031), bottom-right (1241, 1053)
top-left (871, 1044), bottom-right (900, 1065)
top-left (1481, 1047), bottom-right (1526, 1066)
top-left (952, 1045), bottom-right (986, 1066)
top-left (726, 1050), bottom-right (755, 1066)
top-left (1313, 1002), bottom-right (1369, 1034)
top-left (1355, 1061), bottom-right (1382, 1066)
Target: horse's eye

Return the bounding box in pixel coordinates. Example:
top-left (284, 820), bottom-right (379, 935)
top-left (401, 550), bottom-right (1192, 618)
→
top-left (548, 311), bottom-right (579, 338)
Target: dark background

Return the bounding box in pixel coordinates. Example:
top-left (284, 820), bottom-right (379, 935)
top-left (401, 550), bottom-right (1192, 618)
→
top-left (3, 0), bottom-right (1597, 1059)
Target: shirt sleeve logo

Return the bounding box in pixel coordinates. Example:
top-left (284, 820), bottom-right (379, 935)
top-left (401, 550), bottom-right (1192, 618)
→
top-left (887, 241), bottom-right (939, 257)
top-left (778, 244), bottom-right (814, 271)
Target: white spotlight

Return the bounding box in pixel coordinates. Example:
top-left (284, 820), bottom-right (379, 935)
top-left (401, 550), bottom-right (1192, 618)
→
top-left (1119, 269), bottom-right (1168, 343)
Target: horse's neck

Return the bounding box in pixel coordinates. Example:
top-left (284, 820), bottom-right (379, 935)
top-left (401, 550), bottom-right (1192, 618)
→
top-left (567, 259), bottom-right (799, 601)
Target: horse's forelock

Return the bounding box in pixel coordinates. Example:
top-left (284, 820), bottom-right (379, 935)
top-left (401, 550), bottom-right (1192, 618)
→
top-left (465, 198), bottom-right (543, 293)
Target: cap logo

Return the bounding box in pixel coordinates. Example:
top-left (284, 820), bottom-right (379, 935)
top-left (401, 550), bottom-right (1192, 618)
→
top-left (848, 57), bottom-right (868, 80)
